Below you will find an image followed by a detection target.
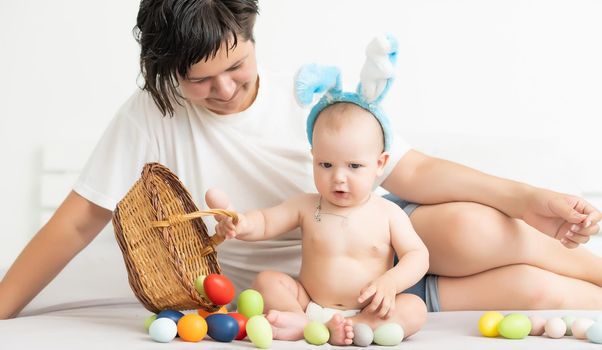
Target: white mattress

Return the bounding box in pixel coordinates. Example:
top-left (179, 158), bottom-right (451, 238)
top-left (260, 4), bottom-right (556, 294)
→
top-left (2, 300), bottom-right (600, 349)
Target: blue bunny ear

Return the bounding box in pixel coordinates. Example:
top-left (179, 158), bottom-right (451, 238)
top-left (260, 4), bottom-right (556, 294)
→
top-left (294, 64), bottom-right (342, 107)
top-left (357, 35), bottom-right (398, 104)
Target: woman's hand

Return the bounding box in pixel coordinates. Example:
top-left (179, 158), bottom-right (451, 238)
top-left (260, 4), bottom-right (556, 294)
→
top-left (522, 189), bottom-right (601, 248)
top-left (358, 275), bottom-right (398, 319)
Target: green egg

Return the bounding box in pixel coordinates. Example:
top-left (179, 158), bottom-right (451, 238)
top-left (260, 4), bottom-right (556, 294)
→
top-left (562, 316), bottom-right (576, 336)
top-left (246, 315), bottom-right (272, 349)
top-left (194, 275), bottom-right (206, 296)
top-left (237, 289), bottom-right (264, 318)
top-left (373, 323), bottom-right (404, 346)
top-left (497, 313), bottom-right (531, 339)
top-left (303, 321), bottom-right (330, 345)
top-left (144, 314), bottom-right (157, 333)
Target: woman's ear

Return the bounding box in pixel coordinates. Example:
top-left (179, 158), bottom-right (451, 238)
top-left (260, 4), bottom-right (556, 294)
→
top-left (376, 151), bottom-right (390, 176)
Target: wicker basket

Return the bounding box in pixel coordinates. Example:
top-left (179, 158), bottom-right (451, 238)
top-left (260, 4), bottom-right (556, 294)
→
top-left (112, 162), bottom-right (237, 313)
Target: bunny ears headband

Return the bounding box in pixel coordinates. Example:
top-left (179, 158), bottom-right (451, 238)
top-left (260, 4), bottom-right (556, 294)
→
top-left (294, 35), bottom-right (398, 151)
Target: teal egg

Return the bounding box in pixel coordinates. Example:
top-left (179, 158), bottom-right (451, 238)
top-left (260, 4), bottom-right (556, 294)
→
top-left (586, 322), bottom-right (602, 344)
top-left (237, 289), bottom-right (264, 318)
top-left (303, 321), bottom-right (330, 345)
top-left (246, 315), bottom-right (273, 349)
top-left (498, 313), bottom-right (531, 339)
top-left (373, 323), bottom-right (404, 346)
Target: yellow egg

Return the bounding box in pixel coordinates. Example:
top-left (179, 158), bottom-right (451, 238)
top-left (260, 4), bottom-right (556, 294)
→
top-left (478, 311), bottom-right (505, 337)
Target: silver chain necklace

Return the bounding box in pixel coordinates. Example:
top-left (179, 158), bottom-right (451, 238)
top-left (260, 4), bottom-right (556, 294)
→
top-left (313, 193), bottom-right (372, 227)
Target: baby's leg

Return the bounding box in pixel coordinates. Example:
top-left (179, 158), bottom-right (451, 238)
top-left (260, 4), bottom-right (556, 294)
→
top-left (349, 293), bottom-right (427, 339)
top-left (410, 202), bottom-right (602, 286)
top-left (252, 270), bottom-right (311, 340)
top-left (437, 264), bottom-right (602, 310)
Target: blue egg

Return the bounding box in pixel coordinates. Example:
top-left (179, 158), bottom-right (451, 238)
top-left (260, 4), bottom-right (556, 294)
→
top-left (157, 310), bottom-right (185, 324)
top-left (206, 314), bottom-right (240, 342)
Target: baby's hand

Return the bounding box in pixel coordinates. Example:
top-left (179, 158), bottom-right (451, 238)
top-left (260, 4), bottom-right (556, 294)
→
top-left (206, 187), bottom-right (240, 240)
top-left (214, 213), bottom-right (245, 240)
top-left (358, 276), bottom-right (397, 319)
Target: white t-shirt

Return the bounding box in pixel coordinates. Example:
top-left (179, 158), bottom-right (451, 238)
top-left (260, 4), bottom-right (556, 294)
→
top-left (74, 70), bottom-right (410, 294)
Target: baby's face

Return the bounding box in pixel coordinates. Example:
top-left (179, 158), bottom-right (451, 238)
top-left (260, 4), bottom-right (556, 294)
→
top-left (311, 106), bottom-right (388, 208)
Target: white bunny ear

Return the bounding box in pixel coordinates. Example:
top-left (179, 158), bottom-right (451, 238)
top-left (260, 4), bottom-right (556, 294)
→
top-left (358, 35), bottom-right (398, 104)
top-left (294, 64), bottom-right (342, 107)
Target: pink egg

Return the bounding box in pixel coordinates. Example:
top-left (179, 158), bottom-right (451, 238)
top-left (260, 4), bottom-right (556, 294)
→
top-left (545, 317), bottom-right (566, 339)
top-left (528, 316), bottom-right (546, 336)
top-left (571, 318), bottom-right (594, 339)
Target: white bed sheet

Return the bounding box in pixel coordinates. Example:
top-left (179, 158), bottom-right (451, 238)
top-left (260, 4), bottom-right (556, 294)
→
top-left (2, 300), bottom-right (601, 350)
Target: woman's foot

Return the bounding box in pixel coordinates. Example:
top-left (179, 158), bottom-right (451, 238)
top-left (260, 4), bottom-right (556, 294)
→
top-left (326, 314), bottom-right (354, 345)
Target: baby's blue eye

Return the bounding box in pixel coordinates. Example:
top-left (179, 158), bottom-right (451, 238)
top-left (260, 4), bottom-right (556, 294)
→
top-left (320, 162), bottom-right (332, 168)
top-left (349, 163), bottom-right (362, 169)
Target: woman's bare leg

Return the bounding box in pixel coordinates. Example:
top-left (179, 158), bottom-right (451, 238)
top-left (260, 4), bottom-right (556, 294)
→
top-left (438, 264), bottom-right (602, 311)
top-left (410, 202), bottom-right (602, 286)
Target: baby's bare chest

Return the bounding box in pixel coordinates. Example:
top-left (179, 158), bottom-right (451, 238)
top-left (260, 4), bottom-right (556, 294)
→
top-left (301, 209), bottom-right (392, 257)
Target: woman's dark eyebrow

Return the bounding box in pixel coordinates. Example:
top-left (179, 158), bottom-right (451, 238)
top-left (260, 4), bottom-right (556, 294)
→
top-left (187, 56), bottom-right (248, 81)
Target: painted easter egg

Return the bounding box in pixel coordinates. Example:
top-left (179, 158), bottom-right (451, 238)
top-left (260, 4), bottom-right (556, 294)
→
top-left (149, 318), bottom-right (177, 343)
top-left (373, 323), bottom-right (404, 346)
top-left (586, 322), bottom-right (602, 344)
top-left (144, 314), bottom-right (157, 333)
top-left (228, 312), bottom-right (249, 340)
top-left (528, 316), bottom-right (546, 336)
top-left (498, 313), bottom-right (531, 339)
top-left (206, 314), bottom-right (239, 342)
top-left (304, 321), bottom-right (330, 345)
top-left (194, 275), bottom-right (206, 296)
top-left (246, 315), bottom-right (273, 349)
top-left (198, 305), bottom-right (227, 318)
top-left (544, 317), bottom-right (566, 339)
top-left (157, 309), bottom-right (185, 324)
top-left (353, 323), bottom-right (374, 347)
top-left (562, 316), bottom-right (576, 336)
top-left (478, 311), bottom-right (504, 337)
top-left (204, 274), bottom-right (235, 305)
top-left (572, 318), bottom-right (594, 339)
top-left (237, 289), bottom-right (264, 318)
top-left (177, 313), bottom-right (207, 342)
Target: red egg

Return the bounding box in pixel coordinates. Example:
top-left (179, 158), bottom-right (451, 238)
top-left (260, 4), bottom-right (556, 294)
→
top-left (204, 274), bottom-right (235, 305)
top-left (228, 312), bottom-right (248, 340)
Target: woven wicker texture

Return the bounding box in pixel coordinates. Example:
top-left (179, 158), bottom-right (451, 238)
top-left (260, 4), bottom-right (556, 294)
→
top-left (112, 163), bottom-right (236, 313)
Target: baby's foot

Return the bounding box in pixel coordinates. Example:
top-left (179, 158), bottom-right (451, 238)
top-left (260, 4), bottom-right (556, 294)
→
top-left (326, 313), bottom-right (354, 345)
top-left (265, 309), bottom-right (308, 341)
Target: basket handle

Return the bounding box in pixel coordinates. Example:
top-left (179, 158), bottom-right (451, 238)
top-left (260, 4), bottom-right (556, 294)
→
top-left (151, 209), bottom-right (238, 251)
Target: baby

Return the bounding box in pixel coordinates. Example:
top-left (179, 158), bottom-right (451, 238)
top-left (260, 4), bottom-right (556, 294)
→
top-left (210, 100), bottom-right (429, 345)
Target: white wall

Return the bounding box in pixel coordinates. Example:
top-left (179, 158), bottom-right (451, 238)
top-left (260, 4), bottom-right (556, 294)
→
top-left (1, 0), bottom-right (601, 267)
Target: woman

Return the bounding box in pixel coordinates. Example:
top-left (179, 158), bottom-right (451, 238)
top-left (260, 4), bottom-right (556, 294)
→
top-left (0, 0), bottom-right (600, 319)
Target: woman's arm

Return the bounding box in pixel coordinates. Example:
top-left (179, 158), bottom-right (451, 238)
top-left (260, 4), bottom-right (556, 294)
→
top-left (0, 191), bottom-right (111, 319)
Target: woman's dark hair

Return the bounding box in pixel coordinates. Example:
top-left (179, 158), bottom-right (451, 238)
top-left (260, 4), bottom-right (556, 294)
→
top-left (134, 0), bottom-right (259, 116)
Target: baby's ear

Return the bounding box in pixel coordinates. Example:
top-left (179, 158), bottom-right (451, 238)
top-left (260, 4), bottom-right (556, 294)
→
top-left (376, 151), bottom-right (390, 176)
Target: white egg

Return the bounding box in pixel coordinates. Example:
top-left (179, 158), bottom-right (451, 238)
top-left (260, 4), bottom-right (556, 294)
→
top-left (544, 317), bottom-right (566, 339)
top-left (149, 318), bottom-right (177, 343)
top-left (528, 316), bottom-right (546, 336)
top-left (571, 318), bottom-right (594, 339)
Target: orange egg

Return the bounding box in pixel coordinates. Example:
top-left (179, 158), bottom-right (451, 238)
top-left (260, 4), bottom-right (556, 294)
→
top-left (198, 305), bottom-right (228, 318)
top-left (177, 314), bottom-right (208, 342)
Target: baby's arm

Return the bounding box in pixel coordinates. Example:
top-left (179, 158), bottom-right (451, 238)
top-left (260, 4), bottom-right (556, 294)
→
top-left (358, 202), bottom-right (429, 318)
top-left (207, 188), bottom-right (305, 242)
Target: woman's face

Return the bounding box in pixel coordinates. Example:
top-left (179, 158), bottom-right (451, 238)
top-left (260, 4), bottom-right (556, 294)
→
top-left (179, 39), bottom-right (258, 115)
